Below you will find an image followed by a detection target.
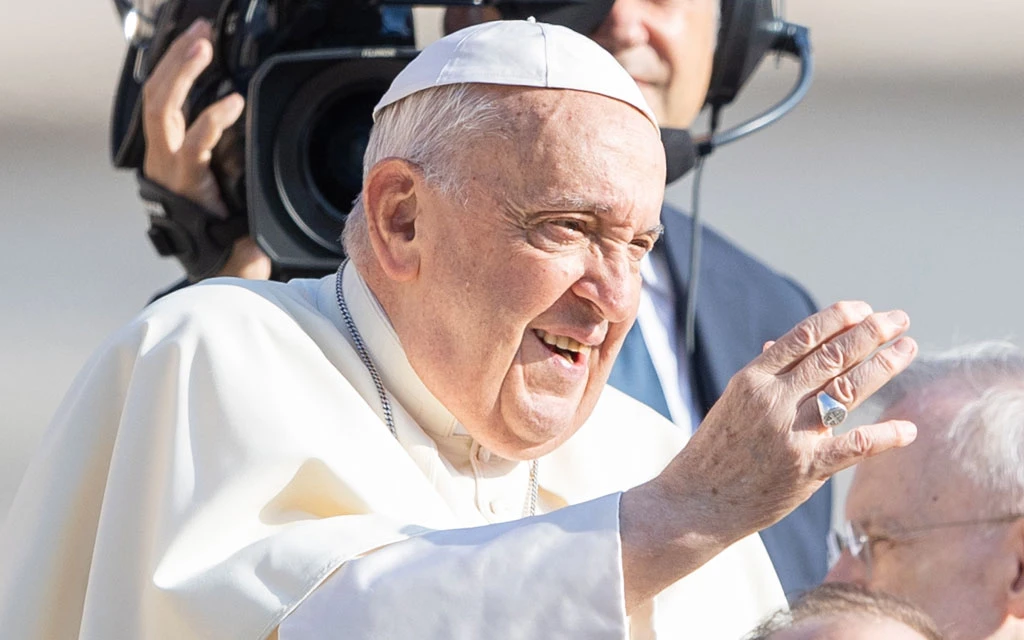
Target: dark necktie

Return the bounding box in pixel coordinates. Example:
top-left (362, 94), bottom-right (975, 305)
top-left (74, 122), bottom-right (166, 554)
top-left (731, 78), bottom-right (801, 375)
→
top-left (607, 320), bottom-right (672, 421)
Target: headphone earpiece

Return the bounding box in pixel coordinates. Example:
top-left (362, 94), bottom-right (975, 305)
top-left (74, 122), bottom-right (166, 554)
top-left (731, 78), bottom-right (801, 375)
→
top-left (698, 0), bottom-right (812, 153)
top-left (706, 0), bottom-right (780, 110)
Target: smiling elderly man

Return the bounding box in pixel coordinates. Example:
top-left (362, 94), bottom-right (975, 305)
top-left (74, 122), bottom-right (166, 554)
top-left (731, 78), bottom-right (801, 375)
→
top-left (0, 21), bottom-right (918, 640)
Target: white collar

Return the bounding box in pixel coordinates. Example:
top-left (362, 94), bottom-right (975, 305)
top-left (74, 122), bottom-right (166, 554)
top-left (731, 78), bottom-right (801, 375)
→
top-left (339, 262), bottom-right (464, 442)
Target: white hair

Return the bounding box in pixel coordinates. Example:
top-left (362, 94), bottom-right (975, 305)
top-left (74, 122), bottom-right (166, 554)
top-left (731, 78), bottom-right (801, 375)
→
top-left (873, 341), bottom-right (1024, 512)
top-left (340, 83), bottom-right (512, 264)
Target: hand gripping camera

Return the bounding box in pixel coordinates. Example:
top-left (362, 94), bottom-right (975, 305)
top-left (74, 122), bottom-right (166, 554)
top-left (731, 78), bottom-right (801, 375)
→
top-left (110, 0), bottom-right (810, 280)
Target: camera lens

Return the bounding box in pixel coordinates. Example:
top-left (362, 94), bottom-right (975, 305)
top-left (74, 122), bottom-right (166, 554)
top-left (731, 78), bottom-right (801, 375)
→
top-left (251, 50), bottom-right (414, 271)
top-left (306, 92), bottom-right (378, 222)
top-left (272, 71), bottom-right (396, 252)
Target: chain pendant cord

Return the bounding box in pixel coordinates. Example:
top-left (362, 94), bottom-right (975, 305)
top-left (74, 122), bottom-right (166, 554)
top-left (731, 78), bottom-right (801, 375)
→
top-left (334, 261), bottom-right (539, 517)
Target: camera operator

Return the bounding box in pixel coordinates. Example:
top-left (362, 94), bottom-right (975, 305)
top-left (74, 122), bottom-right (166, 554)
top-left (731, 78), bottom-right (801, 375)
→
top-left (133, 0), bottom-right (829, 596)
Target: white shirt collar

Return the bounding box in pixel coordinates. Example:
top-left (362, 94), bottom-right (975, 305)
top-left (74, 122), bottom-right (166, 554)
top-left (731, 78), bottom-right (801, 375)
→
top-left (340, 262), bottom-right (464, 442)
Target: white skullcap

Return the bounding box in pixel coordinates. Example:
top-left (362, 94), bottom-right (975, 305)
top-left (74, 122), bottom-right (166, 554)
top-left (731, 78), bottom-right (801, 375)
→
top-left (373, 20), bottom-right (658, 129)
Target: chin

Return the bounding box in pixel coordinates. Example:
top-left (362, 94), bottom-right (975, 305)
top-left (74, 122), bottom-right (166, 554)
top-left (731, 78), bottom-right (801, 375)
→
top-left (491, 433), bottom-right (570, 462)
top-left (491, 400), bottom-right (593, 460)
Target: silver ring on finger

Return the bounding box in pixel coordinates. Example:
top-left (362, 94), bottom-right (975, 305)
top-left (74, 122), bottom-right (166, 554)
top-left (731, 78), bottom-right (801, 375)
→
top-left (816, 391), bottom-right (849, 428)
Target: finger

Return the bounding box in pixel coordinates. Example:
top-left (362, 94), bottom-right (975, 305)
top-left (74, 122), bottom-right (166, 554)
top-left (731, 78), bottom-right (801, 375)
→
top-left (819, 336), bottom-right (918, 412)
top-left (785, 309), bottom-right (910, 393)
top-left (147, 19), bottom-right (213, 104)
top-left (761, 340), bottom-right (775, 353)
top-left (755, 301), bottom-right (873, 374)
top-left (181, 93), bottom-right (245, 163)
top-left (144, 21), bottom-right (215, 144)
top-left (812, 420), bottom-right (917, 479)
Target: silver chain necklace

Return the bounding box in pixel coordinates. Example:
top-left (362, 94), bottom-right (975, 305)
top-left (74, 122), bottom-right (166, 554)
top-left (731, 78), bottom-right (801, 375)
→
top-left (334, 261), bottom-right (539, 518)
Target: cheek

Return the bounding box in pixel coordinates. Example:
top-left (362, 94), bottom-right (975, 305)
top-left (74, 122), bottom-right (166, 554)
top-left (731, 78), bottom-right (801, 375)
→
top-left (455, 256), bottom-right (584, 374)
top-left (872, 542), bottom-right (975, 605)
top-left (494, 253), bottom-right (584, 312)
top-left (593, 321), bottom-right (630, 372)
top-left (652, 11), bottom-right (716, 124)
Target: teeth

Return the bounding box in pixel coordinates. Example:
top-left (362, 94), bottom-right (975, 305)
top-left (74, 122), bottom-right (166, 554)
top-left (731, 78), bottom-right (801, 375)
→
top-left (536, 330), bottom-right (590, 356)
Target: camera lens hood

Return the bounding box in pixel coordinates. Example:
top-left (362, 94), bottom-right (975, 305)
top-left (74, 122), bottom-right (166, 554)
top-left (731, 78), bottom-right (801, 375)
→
top-left (247, 48), bottom-right (416, 278)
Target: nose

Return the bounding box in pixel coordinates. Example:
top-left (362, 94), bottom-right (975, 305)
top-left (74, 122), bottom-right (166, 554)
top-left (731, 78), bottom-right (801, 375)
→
top-left (570, 246), bottom-right (639, 325)
top-left (825, 550), bottom-right (869, 587)
top-left (591, 0), bottom-right (649, 52)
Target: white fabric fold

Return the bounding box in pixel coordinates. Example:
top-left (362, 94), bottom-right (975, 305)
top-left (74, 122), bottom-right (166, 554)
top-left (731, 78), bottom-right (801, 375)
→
top-left (281, 493), bottom-right (628, 639)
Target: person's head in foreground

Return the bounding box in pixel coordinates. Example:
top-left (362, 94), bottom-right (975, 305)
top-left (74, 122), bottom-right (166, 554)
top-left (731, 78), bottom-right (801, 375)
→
top-left (827, 342), bottom-right (1024, 639)
top-left (341, 19), bottom-right (666, 460)
top-left (747, 583), bottom-right (945, 640)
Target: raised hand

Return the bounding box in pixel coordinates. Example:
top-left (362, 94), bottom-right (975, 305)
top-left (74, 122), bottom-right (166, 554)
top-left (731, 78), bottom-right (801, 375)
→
top-left (621, 301), bottom-right (917, 610)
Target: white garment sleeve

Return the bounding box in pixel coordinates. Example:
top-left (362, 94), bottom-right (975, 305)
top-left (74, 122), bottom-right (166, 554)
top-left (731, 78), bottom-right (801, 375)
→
top-left (279, 493), bottom-right (628, 639)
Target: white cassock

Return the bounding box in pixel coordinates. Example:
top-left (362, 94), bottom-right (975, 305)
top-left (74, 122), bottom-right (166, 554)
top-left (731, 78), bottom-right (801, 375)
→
top-left (0, 265), bottom-right (785, 639)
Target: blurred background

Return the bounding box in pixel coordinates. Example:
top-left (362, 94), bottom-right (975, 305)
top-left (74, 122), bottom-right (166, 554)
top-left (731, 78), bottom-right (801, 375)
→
top-left (1, 1), bottom-right (1021, 521)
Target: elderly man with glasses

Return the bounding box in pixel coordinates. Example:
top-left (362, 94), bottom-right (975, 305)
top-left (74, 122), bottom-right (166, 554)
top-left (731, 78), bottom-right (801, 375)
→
top-left (827, 341), bottom-right (1024, 640)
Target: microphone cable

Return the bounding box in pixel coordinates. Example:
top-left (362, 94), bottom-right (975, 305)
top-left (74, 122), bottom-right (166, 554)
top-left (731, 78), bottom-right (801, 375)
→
top-left (683, 107), bottom-right (717, 356)
top-left (682, 21), bottom-right (812, 355)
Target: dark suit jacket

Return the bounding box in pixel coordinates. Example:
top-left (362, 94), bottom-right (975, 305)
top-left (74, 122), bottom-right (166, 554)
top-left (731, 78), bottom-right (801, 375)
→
top-left (629, 204), bottom-right (831, 597)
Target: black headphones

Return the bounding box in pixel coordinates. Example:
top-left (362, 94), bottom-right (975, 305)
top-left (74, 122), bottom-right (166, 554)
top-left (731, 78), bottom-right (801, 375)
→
top-left (707, 0), bottom-right (811, 147)
top-left (659, 0), bottom-right (812, 182)
top-left (485, 0), bottom-right (813, 182)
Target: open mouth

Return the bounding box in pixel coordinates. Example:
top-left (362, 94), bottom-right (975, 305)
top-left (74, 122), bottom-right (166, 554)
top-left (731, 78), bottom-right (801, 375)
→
top-left (534, 329), bottom-right (591, 366)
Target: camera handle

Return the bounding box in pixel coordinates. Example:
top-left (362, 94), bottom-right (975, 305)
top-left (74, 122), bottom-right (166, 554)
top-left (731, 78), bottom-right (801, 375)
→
top-left (138, 173), bottom-right (248, 282)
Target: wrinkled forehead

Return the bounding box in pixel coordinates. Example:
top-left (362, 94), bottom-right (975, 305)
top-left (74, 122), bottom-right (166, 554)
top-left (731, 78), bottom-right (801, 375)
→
top-left (465, 88), bottom-right (665, 213)
top-left (846, 432), bottom-right (968, 530)
top-left (478, 87), bottom-right (663, 171)
top-left (506, 86), bottom-right (655, 128)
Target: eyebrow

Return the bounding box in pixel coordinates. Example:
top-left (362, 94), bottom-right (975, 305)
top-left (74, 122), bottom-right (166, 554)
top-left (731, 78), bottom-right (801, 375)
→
top-left (532, 198), bottom-right (664, 235)
top-left (645, 224), bottom-right (665, 239)
top-left (534, 195), bottom-right (613, 214)
top-left (507, 195), bottom-right (663, 240)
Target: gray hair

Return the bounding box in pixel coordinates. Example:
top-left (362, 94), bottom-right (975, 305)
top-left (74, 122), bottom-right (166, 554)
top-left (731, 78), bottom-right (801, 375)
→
top-left (745, 583), bottom-right (944, 640)
top-left (340, 83), bottom-right (512, 264)
top-left (872, 341), bottom-right (1024, 511)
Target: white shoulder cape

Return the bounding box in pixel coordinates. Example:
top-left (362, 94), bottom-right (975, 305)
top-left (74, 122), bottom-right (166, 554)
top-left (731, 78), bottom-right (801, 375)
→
top-left (0, 274), bottom-right (784, 639)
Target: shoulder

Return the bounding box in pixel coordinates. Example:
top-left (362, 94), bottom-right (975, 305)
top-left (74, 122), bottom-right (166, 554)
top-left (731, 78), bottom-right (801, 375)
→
top-left (133, 276), bottom-right (330, 349)
top-left (76, 277), bottom-right (349, 392)
top-left (143, 276), bottom-right (322, 324)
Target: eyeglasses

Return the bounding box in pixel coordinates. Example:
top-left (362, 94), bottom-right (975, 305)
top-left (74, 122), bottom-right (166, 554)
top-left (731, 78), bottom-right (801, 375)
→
top-left (828, 513), bottom-right (1024, 577)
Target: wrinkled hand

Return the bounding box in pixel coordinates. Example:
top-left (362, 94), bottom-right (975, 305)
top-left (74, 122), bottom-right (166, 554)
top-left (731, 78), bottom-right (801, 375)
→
top-left (620, 301), bottom-right (917, 610)
top-left (672, 301), bottom-right (916, 536)
top-left (142, 19), bottom-right (270, 280)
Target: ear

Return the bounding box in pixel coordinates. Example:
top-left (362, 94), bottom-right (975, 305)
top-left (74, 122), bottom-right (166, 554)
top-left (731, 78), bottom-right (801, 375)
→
top-left (1007, 518), bottom-right (1024, 619)
top-left (362, 158), bottom-right (423, 282)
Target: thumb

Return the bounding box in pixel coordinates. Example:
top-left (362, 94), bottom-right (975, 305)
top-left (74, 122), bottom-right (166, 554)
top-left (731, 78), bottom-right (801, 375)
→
top-left (813, 420), bottom-right (917, 478)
